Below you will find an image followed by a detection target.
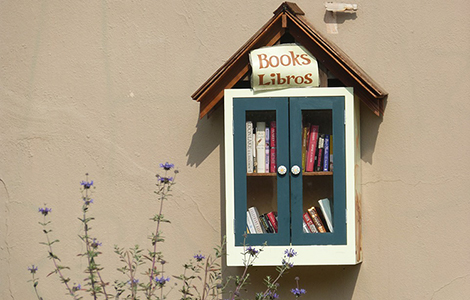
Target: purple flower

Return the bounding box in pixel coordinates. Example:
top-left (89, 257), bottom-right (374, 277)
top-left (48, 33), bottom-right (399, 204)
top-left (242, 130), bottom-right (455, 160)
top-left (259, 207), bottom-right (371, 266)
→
top-left (194, 254), bottom-right (205, 262)
top-left (90, 238), bottom-right (102, 248)
top-left (245, 246), bottom-right (259, 256)
top-left (265, 290), bottom-right (279, 299)
top-left (282, 259), bottom-right (294, 268)
top-left (72, 284), bottom-right (81, 291)
top-left (81, 180), bottom-right (94, 189)
top-left (28, 265), bottom-right (38, 273)
top-left (285, 248), bottom-right (297, 257)
top-left (38, 207), bottom-right (52, 216)
top-left (83, 197), bottom-right (94, 205)
top-left (128, 279), bottom-right (139, 285)
top-left (160, 162), bottom-right (174, 170)
top-left (291, 288), bottom-right (306, 297)
top-left (155, 276), bottom-right (170, 286)
top-left (157, 176), bottom-right (174, 183)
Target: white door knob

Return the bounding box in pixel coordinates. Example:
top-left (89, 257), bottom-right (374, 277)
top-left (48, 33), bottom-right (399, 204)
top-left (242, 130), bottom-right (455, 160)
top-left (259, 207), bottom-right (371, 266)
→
top-left (291, 165), bottom-right (301, 175)
top-left (277, 165), bottom-right (287, 175)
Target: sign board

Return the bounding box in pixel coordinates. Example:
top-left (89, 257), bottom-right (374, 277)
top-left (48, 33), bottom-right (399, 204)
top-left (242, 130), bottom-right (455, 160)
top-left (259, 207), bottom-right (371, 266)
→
top-left (249, 44), bottom-right (320, 91)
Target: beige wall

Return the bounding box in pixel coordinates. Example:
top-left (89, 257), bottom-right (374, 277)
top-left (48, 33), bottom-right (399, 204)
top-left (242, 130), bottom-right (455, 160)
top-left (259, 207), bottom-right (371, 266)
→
top-left (2, 1), bottom-right (470, 299)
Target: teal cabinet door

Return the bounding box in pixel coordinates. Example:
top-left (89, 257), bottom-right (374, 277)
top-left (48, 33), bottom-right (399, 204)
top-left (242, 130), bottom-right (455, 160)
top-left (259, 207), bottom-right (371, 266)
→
top-left (289, 96), bottom-right (346, 245)
top-left (233, 95), bottom-right (347, 247)
top-left (233, 97), bottom-right (290, 246)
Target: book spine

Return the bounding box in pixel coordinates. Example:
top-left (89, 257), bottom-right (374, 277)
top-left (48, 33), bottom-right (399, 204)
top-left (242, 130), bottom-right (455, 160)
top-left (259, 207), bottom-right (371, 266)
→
top-left (265, 127), bottom-right (270, 173)
top-left (253, 133), bottom-right (257, 172)
top-left (248, 207), bottom-right (264, 233)
top-left (255, 122), bottom-right (266, 173)
top-left (301, 125), bottom-right (309, 172)
top-left (303, 212), bottom-right (318, 233)
top-left (302, 220), bottom-right (310, 233)
top-left (260, 214), bottom-right (274, 233)
top-left (308, 207), bottom-right (327, 233)
top-left (306, 125), bottom-right (319, 172)
top-left (246, 121), bottom-right (254, 173)
top-left (329, 134), bottom-right (333, 171)
top-left (270, 121), bottom-right (277, 173)
top-left (318, 198), bottom-right (334, 232)
top-left (246, 211), bottom-right (256, 234)
top-left (266, 211), bottom-right (278, 233)
top-left (315, 135), bottom-right (325, 171)
top-left (323, 134), bottom-right (330, 171)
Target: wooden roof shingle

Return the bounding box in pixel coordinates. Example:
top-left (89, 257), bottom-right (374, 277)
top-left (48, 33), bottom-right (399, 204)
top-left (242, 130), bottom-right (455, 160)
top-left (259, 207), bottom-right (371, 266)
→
top-left (192, 2), bottom-right (387, 118)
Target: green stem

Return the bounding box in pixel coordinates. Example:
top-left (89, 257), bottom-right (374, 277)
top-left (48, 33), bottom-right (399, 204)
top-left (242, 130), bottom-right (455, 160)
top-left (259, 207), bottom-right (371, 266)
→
top-left (42, 216), bottom-right (77, 299)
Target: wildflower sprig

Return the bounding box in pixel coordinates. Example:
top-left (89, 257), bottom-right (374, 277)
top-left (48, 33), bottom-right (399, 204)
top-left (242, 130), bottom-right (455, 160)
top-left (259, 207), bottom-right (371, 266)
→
top-left (254, 248), bottom-right (298, 300)
top-left (37, 205), bottom-right (79, 299)
top-left (77, 174), bottom-right (109, 300)
top-left (290, 277), bottom-right (306, 298)
top-left (175, 241), bottom-right (224, 300)
top-left (142, 162), bottom-right (178, 300)
top-left (28, 265), bottom-right (42, 300)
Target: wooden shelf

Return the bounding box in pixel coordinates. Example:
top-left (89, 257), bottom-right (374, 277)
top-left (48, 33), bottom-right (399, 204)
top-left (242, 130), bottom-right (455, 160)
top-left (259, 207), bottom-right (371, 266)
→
top-left (303, 171), bottom-right (333, 176)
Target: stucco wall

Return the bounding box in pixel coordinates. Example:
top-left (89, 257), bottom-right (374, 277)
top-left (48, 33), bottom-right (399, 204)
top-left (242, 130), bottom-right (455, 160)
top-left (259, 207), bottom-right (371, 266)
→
top-left (1, 1), bottom-right (470, 299)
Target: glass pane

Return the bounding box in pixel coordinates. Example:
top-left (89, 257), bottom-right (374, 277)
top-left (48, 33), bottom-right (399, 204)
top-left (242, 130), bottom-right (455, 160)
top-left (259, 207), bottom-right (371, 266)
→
top-left (245, 111), bottom-right (278, 235)
top-left (300, 110), bottom-right (334, 234)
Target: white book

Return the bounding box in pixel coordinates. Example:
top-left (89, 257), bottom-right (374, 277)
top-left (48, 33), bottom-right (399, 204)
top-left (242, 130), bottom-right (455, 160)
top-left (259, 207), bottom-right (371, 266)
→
top-left (255, 122), bottom-right (266, 173)
top-left (246, 121), bottom-right (254, 173)
top-left (246, 211), bottom-right (256, 234)
top-left (318, 198), bottom-right (334, 232)
top-left (302, 220), bottom-right (310, 233)
top-left (248, 206), bottom-right (264, 233)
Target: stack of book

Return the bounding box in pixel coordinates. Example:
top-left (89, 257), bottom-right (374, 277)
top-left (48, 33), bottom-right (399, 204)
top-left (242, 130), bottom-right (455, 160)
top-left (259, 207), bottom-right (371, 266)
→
top-left (246, 121), bottom-right (276, 173)
top-left (302, 198), bottom-right (334, 234)
top-left (301, 124), bottom-right (333, 172)
top-left (246, 207), bottom-right (278, 234)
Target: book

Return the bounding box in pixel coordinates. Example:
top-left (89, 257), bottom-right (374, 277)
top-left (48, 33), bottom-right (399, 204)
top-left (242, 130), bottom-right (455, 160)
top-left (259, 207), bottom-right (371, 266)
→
top-left (260, 214), bottom-right (274, 233)
top-left (266, 211), bottom-right (278, 233)
top-left (246, 121), bottom-right (254, 173)
top-left (269, 121), bottom-right (277, 173)
top-left (307, 206), bottom-right (327, 233)
top-left (253, 133), bottom-right (257, 172)
top-left (248, 207), bottom-right (265, 233)
top-left (323, 134), bottom-right (330, 171)
top-left (265, 126), bottom-right (270, 173)
top-left (315, 134), bottom-right (325, 171)
top-left (305, 125), bottom-right (319, 172)
top-left (255, 122), bottom-right (266, 173)
top-left (246, 211), bottom-right (256, 234)
top-left (329, 134), bottom-right (333, 171)
top-left (302, 212), bottom-right (318, 233)
top-left (302, 220), bottom-right (310, 233)
top-left (318, 198), bottom-right (334, 232)
top-left (301, 125), bottom-right (310, 171)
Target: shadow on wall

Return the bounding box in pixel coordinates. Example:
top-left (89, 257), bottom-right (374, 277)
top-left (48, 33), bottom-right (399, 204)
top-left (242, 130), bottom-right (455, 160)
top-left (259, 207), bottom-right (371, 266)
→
top-left (223, 264), bottom-right (361, 299)
top-left (360, 99), bottom-right (386, 165)
top-left (185, 105), bottom-right (224, 167)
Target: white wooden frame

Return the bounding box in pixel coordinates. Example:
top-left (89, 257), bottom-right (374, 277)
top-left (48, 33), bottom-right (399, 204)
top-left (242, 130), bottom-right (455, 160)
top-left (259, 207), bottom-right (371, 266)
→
top-left (224, 87), bottom-right (361, 266)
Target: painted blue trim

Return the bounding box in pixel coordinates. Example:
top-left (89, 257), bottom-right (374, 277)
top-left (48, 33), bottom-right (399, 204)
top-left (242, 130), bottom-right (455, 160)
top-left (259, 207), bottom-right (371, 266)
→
top-left (290, 96), bottom-right (346, 245)
top-left (233, 97), bottom-right (290, 246)
top-left (232, 95), bottom-right (347, 247)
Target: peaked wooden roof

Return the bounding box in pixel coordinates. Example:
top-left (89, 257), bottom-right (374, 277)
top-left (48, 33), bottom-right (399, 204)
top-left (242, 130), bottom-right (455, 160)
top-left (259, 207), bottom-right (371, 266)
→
top-left (192, 2), bottom-right (387, 118)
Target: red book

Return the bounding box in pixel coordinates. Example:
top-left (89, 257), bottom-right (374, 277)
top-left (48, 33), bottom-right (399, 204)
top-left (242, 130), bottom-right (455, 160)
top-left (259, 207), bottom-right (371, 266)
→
top-left (315, 135), bottom-right (325, 171)
top-left (266, 211), bottom-right (278, 233)
top-left (305, 125), bottom-right (319, 172)
top-left (308, 207), bottom-right (327, 233)
top-left (303, 212), bottom-right (318, 233)
top-left (269, 121), bottom-right (276, 173)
